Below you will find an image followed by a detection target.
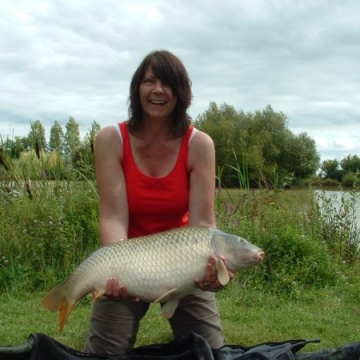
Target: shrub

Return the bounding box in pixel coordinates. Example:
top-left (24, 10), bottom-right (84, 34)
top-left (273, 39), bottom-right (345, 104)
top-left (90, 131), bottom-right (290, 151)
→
top-left (342, 172), bottom-right (358, 187)
top-left (0, 181), bottom-right (99, 291)
top-left (216, 188), bottom-right (357, 295)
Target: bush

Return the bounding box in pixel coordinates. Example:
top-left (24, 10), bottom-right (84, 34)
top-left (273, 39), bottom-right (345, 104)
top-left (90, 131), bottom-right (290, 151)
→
top-left (216, 188), bottom-right (358, 295)
top-left (321, 178), bottom-right (341, 187)
top-left (0, 181), bottom-right (99, 291)
top-left (342, 172), bottom-right (358, 187)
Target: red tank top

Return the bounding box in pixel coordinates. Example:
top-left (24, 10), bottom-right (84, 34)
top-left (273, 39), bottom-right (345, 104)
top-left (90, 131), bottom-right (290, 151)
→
top-left (119, 122), bottom-right (194, 238)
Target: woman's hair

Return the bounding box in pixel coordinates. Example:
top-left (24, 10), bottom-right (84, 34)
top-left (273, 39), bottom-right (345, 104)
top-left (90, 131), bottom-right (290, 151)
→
top-left (128, 50), bottom-right (192, 137)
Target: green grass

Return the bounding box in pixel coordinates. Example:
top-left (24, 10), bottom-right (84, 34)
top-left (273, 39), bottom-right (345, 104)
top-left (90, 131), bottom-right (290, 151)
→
top-left (1, 176), bottom-right (360, 352)
top-left (1, 276), bottom-right (360, 351)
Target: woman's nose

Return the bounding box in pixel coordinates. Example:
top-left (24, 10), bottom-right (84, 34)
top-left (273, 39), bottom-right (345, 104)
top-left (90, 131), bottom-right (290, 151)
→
top-left (153, 80), bottom-right (164, 94)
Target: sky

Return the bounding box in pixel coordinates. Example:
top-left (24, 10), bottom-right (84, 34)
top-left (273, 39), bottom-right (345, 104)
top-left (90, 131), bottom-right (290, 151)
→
top-left (1, 0), bottom-right (359, 163)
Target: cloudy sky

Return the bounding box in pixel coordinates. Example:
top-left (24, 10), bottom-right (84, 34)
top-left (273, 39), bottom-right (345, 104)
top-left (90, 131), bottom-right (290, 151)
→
top-left (1, 0), bottom-right (359, 162)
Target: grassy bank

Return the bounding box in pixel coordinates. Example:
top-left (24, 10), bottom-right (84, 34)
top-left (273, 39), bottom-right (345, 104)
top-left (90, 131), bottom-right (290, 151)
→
top-left (1, 274), bottom-right (360, 350)
top-left (1, 181), bottom-right (360, 350)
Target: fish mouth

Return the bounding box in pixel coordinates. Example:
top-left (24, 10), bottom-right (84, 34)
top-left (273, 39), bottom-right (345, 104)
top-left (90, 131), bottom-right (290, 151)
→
top-left (254, 250), bottom-right (265, 263)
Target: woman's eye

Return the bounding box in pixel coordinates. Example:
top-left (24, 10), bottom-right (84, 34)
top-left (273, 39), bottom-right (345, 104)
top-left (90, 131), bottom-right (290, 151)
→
top-left (144, 78), bottom-right (154, 83)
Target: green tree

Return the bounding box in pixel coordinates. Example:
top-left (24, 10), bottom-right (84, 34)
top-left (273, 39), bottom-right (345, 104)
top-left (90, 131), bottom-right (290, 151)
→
top-left (73, 121), bottom-right (101, 179)
top-left (340, 154), bottom-right (360, 174)
top-left (320, 159), bottom-right (342, 180)
top-left (28, 120), bottom-right (47, 157)
top-left (195, 102), bottom-right (248, 186)
top-left (1, 137), bottom-right (27, 159)
top-left (87, 120), bottom-right (101, 153)
top-left (49, 121), bottom-right (64, 154)
top-left (64, 116), bottom-right (80, 163)
top-left (280, 132), bottom-right (320, 181)
top-left (246, 106), bottom-right (288, 186)
top-left (195, 102), bottom-right (320, 187)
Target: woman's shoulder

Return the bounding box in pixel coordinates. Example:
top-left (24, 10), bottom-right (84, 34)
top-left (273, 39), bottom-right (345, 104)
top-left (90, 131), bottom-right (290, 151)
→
top-left (96, 123), bottom-right (127, 142)
top-left (189, 129), bottom-right (214, 149)
top-left (188, 129), bottom-right (215, 168)
top-left (95, 124), bottom-right (124, 157)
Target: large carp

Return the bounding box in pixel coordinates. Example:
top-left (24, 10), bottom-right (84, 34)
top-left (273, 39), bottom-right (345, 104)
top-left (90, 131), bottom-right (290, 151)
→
top-left (43, 226), bottom-right (264, 332)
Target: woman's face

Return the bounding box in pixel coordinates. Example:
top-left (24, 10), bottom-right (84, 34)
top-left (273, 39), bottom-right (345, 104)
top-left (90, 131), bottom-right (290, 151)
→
top-left (139, 65), bottom-right (178, 121)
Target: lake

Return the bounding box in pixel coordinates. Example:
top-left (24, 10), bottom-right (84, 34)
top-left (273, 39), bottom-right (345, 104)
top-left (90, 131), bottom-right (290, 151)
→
top-left (314, 190), bottom-right (360, 230)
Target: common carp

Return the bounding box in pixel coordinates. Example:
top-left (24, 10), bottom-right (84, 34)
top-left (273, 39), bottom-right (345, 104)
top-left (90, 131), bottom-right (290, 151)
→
top-left (43, 226), bottom-right (264, 332)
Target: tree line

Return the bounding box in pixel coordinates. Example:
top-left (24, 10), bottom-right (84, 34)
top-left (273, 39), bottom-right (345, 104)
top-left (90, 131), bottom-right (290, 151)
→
top-left (1, 103), bottom-right (359, 187)
top-left (1, 116), bottom-right (100, 180)
top-left (194, 103), bottom-right (359, 188)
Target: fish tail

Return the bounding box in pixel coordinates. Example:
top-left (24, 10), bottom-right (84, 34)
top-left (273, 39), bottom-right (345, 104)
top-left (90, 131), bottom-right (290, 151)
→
top-left (42, 281), bottom-right (76, 332)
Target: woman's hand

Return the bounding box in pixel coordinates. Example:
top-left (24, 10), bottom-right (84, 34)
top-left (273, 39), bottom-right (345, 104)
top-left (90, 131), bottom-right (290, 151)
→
top-left (195, 256), bottom-right (234, 292)
top-left (93, 278), bottom-right (140, 302)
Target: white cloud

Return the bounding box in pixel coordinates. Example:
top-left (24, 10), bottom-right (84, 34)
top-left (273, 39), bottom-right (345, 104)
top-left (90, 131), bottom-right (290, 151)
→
top-left (0, 0), bottom-right (359, 163)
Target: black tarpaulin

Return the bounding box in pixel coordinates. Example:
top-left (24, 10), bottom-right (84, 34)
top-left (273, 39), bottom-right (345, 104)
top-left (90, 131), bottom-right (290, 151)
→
top-left (0, 332), bottom-right (360, 360)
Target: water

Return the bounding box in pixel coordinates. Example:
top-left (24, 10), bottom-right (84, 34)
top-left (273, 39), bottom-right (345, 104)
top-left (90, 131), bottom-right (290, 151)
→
top-left (314, 190), bottom-right (360, 229)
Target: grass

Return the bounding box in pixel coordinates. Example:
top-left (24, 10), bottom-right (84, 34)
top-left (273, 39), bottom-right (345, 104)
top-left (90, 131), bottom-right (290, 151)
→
top-left (1, 276), bottom-right (360, 351)
top-left (1, 175), bottom-right (360, 352)
top-left (218, 278), bottom-right (360, 348)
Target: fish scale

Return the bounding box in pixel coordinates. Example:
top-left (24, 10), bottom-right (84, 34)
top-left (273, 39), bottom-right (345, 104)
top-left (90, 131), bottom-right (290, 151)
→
top-left (43, 225), bottom-right (264, 332)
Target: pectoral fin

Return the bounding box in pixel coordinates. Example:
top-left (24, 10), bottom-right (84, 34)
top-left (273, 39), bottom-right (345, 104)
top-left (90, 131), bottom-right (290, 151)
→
top-left (93, 288), bottom-right (106, 302)
top-left (154, 288), bottom-right (177, 303)
top-left (161, 299), bottom-right (180, 319)
top-left (216, 258), bottom-right (230, 286)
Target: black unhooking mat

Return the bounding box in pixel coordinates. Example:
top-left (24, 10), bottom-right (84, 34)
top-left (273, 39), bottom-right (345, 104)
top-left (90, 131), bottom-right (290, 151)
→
top-left (1, 332), bottom-right (360, 360)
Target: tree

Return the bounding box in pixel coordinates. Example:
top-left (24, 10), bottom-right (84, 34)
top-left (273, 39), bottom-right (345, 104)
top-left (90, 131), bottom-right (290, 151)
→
top-left (64, 116), bottom-right (80, 163)
top-left (280, 132), bottom-right (320, 181)
top-left (340, 154), bottom-right (360, 174)
top-left (87, 120), bottom-right (101, 153)
top-left (1, 137), bottom-right (26, 159)
top-left (246, 106), bottom-right (288, 186)
top-left (28, 120), bottom-right (47, 157)
top-left (195, 102), bottom-right (320, 187)
top-left (73, 121), bottom-right (101, 179)
top-left (195, 102), bottom-right (248, 186)
top-left (49, 121), bottom-right (64, 154)
top-left (320, 159), bottom-right (342, 180)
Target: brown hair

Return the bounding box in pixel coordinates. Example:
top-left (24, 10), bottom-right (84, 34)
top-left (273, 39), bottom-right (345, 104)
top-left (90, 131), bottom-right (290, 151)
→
top-left (128, 50), bottom-right (192, 137)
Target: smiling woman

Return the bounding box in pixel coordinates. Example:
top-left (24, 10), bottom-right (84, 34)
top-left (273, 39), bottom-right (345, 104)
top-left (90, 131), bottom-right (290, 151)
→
top-left (83, 50), bottom-right (231, 355)
top-left (139, 66), bottom-right (178, 123)
top-left (128, 50), bottom-right (193, 137)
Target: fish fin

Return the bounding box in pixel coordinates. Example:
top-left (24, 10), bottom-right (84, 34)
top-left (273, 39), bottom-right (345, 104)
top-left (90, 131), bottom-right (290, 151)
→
top-left (58, 299), bottom-right (76, 333)
top-left (154, 288), bottom-right (177, 304)
top-left (42, 281), bottom-right (76, 332)
top-left (216, 258), bottom-right (230, 286)
top-left (93, 288), bottom-right (106, 302)
top-left (161, 299), bottom-right (180, 319)
top-left (42, 281), bottom-right (67, 312)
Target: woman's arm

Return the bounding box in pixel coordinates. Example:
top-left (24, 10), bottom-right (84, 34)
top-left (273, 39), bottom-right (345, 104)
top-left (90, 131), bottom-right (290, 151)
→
top-left (188, 130), bottom-right (234, 291)
top-left (95, 126), bottom-right (138, 299)
top-left (187, 130), bottom-right (217, 228)
top-left (95, 126), bottom-right (129, 245)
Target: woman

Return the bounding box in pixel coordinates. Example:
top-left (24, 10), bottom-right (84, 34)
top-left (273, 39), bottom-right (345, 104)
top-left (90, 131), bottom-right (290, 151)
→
top-left (84, 50), bottom-right (232, 355)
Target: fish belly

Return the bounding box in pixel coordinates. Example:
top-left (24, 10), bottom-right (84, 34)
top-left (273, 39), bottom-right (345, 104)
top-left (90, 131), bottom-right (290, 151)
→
top-left (68, 226), bottom-right (214, 302)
